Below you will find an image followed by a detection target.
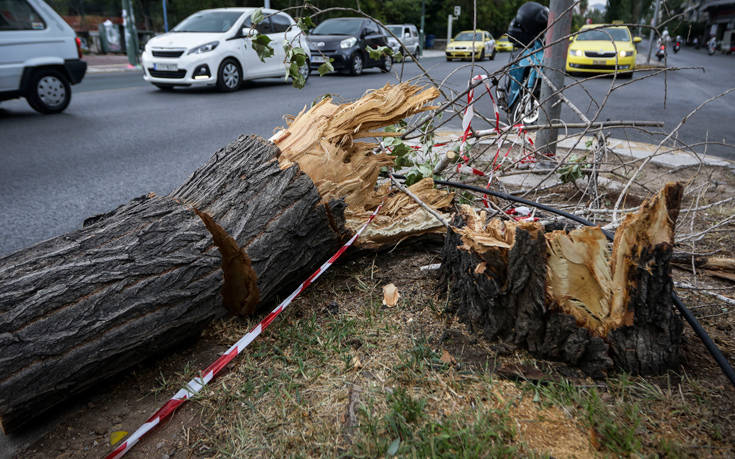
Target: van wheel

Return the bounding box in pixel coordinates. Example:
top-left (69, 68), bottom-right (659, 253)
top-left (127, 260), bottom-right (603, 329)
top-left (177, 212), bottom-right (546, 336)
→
top-left (26, 69), bottom-right (71, 114)
top-left (217, 59), bottom-right (241, 92)
top-left (380, 54), bottom-right (392, 72)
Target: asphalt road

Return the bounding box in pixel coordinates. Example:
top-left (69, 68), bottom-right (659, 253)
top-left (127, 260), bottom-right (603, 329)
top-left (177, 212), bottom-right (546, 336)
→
top-left (1, 46), bottom-right (733, 257)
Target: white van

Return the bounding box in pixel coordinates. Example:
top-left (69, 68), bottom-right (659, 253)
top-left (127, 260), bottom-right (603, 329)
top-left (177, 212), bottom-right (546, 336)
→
top-left (0, 0), bottom-right (87, 113)
top-left (141, 8), bottom-right (310, 91)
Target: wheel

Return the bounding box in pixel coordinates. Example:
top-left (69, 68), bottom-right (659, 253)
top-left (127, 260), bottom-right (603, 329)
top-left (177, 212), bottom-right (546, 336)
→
top-left (153, 83), bottom-right (174, 91)
top-left (490, 48), bottom-right (496, 60)
top-left (25, 69), bottom-right (71, 114)
top-left (511, 78), bottom-right (541, 125)
top-left (380, 54), bottom-right (392, 73)
top-left (446, 57), bottom-right (452, 62)
top-left (479, 48), bottom-right (485, 61)
top-left (349, 53), bottom-right (364, 75)
top-left (414, 46), bottom-right (420, 59)
top-left (216, 58), bottom-right (241, 92)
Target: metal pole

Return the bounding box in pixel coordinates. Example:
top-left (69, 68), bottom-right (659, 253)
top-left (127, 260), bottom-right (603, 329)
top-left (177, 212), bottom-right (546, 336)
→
top-left (264, 0), bottom-right (271, 8)
top-left (447, 14), bottom-right (453, 44)
top-left (535, 0), bottom-right (574, 158)
top-left (162, 0), bottom-right (168, 32)
top-left (646, 0), bottom-right (661, 64)
top-left (420, 0), bottom-right (425, 55)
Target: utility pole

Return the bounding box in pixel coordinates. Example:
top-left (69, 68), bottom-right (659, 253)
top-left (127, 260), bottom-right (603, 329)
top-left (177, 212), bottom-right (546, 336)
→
top-left (646, 0), bottom-right (661, 64)
top-left (535, 0), bottom-right (573, 159)
top-left (447, 14), bottom-right (453, 43)
top-left (162, 0), bottom-right (168, 32)
top-left (122, 0), bottom-right (139, 66)
top-left (264, 0), bottom-right (271, 8)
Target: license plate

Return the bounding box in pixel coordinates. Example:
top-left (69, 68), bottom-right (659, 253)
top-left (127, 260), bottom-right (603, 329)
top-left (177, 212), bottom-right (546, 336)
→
top-left (153, 63), bottom-right (177, 71)
top-left (592, 59), bottom-right (607, 65)
top-left (311, 55), bottom-right (325, 63)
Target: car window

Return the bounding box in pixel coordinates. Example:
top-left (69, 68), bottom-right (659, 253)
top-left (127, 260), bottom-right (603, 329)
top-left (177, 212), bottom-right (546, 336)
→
top-left (365, 20), bottom-right (380, 36)
top-left (242, 15), bottom-right (272, 34)
top-left (270, 13), bottom-right (291, 33)
top-left (403, 27), bottom-right (410, 36)
top-left (0, 0), bottom-right (46, 31)
top-left (411, 28), bottom-right (418, 37)
top-left (387, 25), bottom-right (401, 36)
top-left (576, 27), bottom-right (630, 42)
top-left (454, 32), bottom-right (482, 41)
top-left (312, 18), bottom-right (363, 35)
top-left (488, 33), bottom-right (494, 41)
top-left (173, 11), bottom-right (243, 33)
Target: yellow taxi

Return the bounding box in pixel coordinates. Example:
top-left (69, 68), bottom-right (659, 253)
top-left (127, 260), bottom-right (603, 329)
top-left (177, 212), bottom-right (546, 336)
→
top-left (445, 30), bottom-right (496, 61)
top-left (566, 24), bottom-right (642, 77)
top-left (495, 34), bottom-right (514, 52)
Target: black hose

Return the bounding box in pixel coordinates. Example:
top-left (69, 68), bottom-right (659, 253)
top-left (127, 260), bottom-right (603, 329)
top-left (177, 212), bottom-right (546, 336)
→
top-left (393, 174), bottom-right (735, 388)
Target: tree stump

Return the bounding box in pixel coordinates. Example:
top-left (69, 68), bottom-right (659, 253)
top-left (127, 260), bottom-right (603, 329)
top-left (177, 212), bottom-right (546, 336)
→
top-left (0, 135), bottom-right (345, 433)
top-left (441, 183), bottom-right (684, 377)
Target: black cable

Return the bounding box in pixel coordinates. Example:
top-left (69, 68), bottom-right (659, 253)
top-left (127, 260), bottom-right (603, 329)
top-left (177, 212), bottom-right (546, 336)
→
top-left (391, 174), bottom-right (735, 388)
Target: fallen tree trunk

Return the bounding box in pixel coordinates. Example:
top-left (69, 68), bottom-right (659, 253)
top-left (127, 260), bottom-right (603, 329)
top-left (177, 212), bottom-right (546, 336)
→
top-left (0, 83), bottom-right (445, 433)
top-left (671, 254), bottom-right (735, 283)
top-left (441, 183), bottom-right (684, 377)
top-left (0, 135), bottom-right (346, 433)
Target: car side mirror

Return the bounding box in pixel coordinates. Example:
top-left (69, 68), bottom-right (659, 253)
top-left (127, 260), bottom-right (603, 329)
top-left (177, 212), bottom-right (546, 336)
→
top-left (633, 36), bottom-right (642, 43)
top-left (241, 26), bottom-right (255, 37)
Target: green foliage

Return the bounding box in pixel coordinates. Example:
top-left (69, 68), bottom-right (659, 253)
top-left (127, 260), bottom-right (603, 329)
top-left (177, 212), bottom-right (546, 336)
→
top-left (252, 34), bottom-right (274, 62)
top-left (557, 154), bottom-right (588, 184)
top-left (317, 60), bottom-right (334, 76)
top-left (366, 45), bottom-right (394, 60)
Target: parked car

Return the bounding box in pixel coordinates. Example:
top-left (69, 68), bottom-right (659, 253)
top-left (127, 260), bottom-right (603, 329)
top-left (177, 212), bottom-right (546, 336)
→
top-left (566, 24), bottom-right (641, 77)
top-left (141, 8), bottom-right (310, 91)
top-left (445, 30), bottom-right (496, 61)
top-left (494, 33), bottom-right (514, 52)
top-left (385, 24), bottom-right (420, 57)
top-left (307, 17), bottom-right (392, 75)
top-left (0, 0), bottom-right (87, 113)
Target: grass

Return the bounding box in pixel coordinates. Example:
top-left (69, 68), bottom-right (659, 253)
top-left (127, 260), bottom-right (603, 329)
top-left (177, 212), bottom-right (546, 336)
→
top-left (156, 248), bottom-right (735, 458)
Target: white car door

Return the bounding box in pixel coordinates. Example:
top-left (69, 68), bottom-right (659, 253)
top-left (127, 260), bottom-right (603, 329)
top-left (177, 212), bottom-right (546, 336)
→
top-left (268, 13), bottom-right (295, 77)
top-left (237, 14), bottom-right (280, 78)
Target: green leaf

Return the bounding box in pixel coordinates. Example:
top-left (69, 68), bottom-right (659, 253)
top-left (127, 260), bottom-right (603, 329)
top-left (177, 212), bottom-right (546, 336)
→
top-left (288, 60), bottom-right (306, 89)
top-left (367, 45), bottom-right (393, 60)
top-left (387, 438), bottom-right (401, 456)
top-left (317, 61), bottom-right (334, 76)
top-left (296, 16), bottom-right (315, 31)
top-left (251, 8), bottom-right (264, 25)
top-left (252, 34), bottom-right (274, 62)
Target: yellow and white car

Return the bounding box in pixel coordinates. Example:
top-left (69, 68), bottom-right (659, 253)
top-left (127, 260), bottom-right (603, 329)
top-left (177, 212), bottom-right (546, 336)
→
top-left (566, 24), bottom-right (641, 77)
top-left (495, 34), bottom-right (514, 52)
top-left (445, 30), bottom-right (496, 61)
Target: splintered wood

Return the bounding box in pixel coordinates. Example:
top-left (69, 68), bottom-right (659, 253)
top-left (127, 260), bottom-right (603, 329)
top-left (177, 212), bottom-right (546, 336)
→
top-left (442, 183), bottom-right (685, 376)
top-left (271, 83), bottom-right (452, 247)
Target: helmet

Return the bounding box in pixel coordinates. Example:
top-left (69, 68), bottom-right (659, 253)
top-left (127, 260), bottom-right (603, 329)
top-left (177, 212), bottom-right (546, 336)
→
top-left (507, 2), bottom-right (549, 47)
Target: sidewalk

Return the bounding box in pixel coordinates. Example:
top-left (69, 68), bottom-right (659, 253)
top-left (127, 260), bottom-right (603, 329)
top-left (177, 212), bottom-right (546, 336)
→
top-left (83, 54), bottom-right (141, 73)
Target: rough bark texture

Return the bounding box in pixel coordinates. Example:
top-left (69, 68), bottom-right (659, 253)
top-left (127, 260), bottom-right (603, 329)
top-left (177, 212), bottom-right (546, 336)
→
top-left (441, 215), bottom-right (613, 377)
top-left (441, 183), bottom-right (684, 378)
top-left (0, 135), bottom-right (345, 433)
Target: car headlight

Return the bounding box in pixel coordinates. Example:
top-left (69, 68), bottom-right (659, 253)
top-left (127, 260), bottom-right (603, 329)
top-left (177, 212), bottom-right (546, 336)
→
top-left (569, 49), bottom-right (583, 56)
top-left (188, 41), bottom-right (219, 55)
top-left (619, 50), bottom-right (634, 57)
top-left (340, 37), bottom-right (357, 49)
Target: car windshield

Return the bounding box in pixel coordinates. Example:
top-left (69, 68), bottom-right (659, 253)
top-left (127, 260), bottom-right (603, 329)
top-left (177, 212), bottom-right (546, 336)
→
top-left (312, 18), bottom-right (362, 35)
top-left (454, 32), bottom-right (482, 41)
top-left (576, 27), bottom-right (630, 41)
top-left (387, 26), bottom-right (402, 36)
top-left (173, 11), bottom-right (242, 33)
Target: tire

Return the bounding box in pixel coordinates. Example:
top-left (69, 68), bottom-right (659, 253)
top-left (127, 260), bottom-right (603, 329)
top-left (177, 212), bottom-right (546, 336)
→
top-left (153, 83), bottom-right (174, 91)
top-left (349, 53), bottom-right (364, 75)
top-left (216, 58), bottom-right (241, 92)
top-left (414, 46), bottom-right (420, 59)
top-left (490, 49), bottom-right (496, 60)
top-left (25, 69), bottom-right (71, 114)
top-left (446, 57), bottom-right (452, 62)
top-left (380, 54), bottom-right (392, 73)
top-left (479, 48), bottom-right (485, 61)
top-left (511, 76), bottom-right (541, 125)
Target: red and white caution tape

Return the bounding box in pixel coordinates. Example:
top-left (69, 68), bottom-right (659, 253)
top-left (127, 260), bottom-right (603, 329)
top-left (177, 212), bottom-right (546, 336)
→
top-left (105, 204), bottom-right (383, 459)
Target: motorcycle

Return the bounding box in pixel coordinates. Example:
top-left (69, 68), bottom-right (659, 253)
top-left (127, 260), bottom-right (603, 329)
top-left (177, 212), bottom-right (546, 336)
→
top-left (498, 39), bottom-right (543, 125)
top-left (673, 40), bottom-right (681, 53)
top-left (707, 37), bottom-right (717, 55)
top-left (656, 42), bottom-right (666, 61)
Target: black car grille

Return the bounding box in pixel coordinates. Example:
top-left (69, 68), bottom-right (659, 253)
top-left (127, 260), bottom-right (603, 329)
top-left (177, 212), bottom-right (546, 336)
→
top-left (571, 63), bottom-right (629, 70)
top-left (148, 68), bottom-right (187, 79)
top-left (310, 47), bottom-right (336, 53)
top-left (152, 50), bottom-right (185, 58)
top-left (584, 51), bottom-right (617, 58)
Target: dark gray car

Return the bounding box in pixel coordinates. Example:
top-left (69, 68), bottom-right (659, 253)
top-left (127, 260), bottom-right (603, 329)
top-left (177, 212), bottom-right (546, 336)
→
top-left (308, 18), bottom-right (392, 75)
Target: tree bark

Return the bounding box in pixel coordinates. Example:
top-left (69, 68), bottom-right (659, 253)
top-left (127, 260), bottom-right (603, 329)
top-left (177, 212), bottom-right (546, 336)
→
top-left (0, 135), bottom-right (345, 433)
top-left (441, 183), bottom-right (684, 378)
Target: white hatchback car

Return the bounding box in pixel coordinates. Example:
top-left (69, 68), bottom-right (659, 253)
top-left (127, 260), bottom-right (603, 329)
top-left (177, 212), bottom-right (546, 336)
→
top-left (141, 8), bottom-right (310, 91)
